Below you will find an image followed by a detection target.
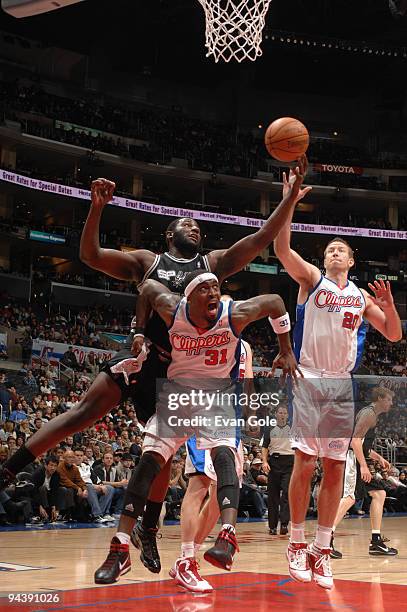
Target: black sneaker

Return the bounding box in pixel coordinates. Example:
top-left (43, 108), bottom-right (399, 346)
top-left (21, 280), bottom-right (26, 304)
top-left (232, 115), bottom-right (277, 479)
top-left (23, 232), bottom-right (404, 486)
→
top-left (130, 520), bottom-right (161, 573)
top-left (330, 534), bottom-right (342, 559)
top-left (204, 527), bottom-right (239, 571)
top-left (280, 524), bottom-right (289, 536)
top-left (0, 466), bottom-right (15, 491)
top-left (94, 536), bottom-right (131, 584)
top-left (269, 528), bottom-right (277, 535)
top-left (369, 538), bottom-right (398, 556)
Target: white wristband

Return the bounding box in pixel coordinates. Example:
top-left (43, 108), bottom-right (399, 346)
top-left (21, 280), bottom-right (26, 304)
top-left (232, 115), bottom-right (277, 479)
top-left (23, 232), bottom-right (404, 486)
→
top-left (133, 333), bottom-right (145, 339)
top-left (269, 313), bottom-right (291, 334)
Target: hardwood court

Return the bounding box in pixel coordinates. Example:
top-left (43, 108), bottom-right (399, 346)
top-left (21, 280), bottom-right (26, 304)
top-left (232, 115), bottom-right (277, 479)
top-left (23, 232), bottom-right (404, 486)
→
top-left (1, 516), bottom-right (406, 611)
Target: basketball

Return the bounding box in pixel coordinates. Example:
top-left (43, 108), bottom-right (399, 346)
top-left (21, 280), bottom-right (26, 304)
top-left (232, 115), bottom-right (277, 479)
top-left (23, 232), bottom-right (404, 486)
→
top-left (264, 117), bottom-right (309, 162)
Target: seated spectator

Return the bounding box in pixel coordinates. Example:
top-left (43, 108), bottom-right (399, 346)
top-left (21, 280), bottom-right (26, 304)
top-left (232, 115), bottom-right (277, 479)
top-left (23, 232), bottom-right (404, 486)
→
top-left (116, 452), bottom-right (133, 481)
top-left (73, 448), bottom-right (115, 522)
top-left (23, 370), bottom-right (38, 388)
top-left (166, 455), bottom-right (187, 518)
top-left (250, 457), bottom-right (268, 485)
top-left (57, 450), bottom-right (89, 520)
top-left (9, 403), bottom-right (28, 424)
top-left (92, 452), bottom-right (127, 513)
top-left (60, 346), bottom-right (81, 371)
top-left (29, 455), bottom-right (74, 522)
top-left (239, 465), bottom-right (268, 519)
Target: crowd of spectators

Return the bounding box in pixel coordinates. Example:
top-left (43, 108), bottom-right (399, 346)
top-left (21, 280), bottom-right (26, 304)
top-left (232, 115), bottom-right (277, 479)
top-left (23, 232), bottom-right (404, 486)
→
top-left (2, 79), bottom-right (407, 187)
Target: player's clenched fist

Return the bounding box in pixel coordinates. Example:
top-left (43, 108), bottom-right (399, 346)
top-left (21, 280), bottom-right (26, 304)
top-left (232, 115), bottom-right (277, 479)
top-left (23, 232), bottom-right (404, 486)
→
top-left (91, 178), bottom-right (116, 209)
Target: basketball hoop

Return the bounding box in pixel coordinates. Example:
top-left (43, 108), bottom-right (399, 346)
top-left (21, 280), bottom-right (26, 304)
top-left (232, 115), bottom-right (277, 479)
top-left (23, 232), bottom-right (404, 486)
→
top-left (197, 0), bottom-right (272, 63)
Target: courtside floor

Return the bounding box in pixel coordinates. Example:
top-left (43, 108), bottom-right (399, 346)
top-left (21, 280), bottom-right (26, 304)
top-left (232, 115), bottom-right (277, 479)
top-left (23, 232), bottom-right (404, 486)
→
top-left (0, 517), bottom-right (406, 611)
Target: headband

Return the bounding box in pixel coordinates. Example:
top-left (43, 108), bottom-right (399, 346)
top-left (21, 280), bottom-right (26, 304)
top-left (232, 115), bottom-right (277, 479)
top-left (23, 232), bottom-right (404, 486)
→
top-left (184, 273), bottom-right (219, 298)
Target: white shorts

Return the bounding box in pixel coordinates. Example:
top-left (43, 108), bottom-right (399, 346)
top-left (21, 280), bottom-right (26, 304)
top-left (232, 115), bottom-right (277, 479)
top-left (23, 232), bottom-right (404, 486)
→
top-left (342, 450), bottom-right (357, 499)
top-left (143, 380), bottom-right (241, 464)
top-left (290, 366), bottom-right (354, 461)
top-left (185, 436), bottom-right (244, 484)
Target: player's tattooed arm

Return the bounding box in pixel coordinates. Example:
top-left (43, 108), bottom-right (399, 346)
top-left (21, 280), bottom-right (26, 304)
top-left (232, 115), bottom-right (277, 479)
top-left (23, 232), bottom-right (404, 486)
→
top-left (207, 157), bottom-right (312, 282)
top-left (137, 279), bottom-right (181, 327)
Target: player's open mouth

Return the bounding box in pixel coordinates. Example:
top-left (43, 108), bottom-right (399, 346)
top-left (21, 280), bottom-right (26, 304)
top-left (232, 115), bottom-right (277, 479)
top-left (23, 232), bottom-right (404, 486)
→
top-left (189, 234), bottom-right (199, 242)
top-left (207, 301), bottom-right (218, 314)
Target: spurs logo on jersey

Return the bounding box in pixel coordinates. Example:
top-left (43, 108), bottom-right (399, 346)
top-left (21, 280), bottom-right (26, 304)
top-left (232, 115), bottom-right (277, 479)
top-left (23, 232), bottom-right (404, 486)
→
top-left (136, 252), bottom-right (210, 348)
top-left (293, 275), bottom-right (367, 373)
top-left (168, 298), bottom-right (240, 381)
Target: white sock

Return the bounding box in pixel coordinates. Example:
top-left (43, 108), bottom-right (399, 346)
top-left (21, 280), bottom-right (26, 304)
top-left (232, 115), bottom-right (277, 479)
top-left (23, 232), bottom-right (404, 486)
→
top-left (116, 531), bottom-right (130, 545)
top-left (314, 524), bottom-right (333, 550)
top-left (332, 526), bottom-right (336, 533)
top-left (222, 523), bottom-right (235, 534)
top-left (194, 543), bottom-right (201, 555)
top-left (290, 522), bottom-right (305, 543)
top-left (181, 542), bottom-right (195, 559)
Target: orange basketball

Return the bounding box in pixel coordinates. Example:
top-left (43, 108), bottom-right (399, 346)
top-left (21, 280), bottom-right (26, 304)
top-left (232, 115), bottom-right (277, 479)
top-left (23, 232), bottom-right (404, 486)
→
top-left (264, 117), bottom-right (309, 162)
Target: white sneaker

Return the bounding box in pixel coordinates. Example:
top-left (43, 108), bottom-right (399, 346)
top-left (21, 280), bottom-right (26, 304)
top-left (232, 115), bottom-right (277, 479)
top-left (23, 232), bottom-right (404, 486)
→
top-left (308, 545), bottom-right (334, 590)
top-left (173, 557), bottom-right (213, 593)
top-left (94, 516), bottom-right (107, 523)
top-left (103, 515), bottom-right (115, 522)
top-left (286, 542), bottom-right (312, 583)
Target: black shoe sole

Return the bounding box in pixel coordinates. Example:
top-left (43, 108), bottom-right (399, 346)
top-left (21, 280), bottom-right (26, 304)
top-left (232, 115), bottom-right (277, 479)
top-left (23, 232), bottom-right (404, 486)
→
top-left (204, 550), bottom-right (233, 571)
top-left (94, 564), bottom-right (131, 584)
top-left (330, 552), bottom-right (343, 559)
top-left (131, 528), bottom-right (161, 574)
top-left (369, 550), bottom-right (398, 556)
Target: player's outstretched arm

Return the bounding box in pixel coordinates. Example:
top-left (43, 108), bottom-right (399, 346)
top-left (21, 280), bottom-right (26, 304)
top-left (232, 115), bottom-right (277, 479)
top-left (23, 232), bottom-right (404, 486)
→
top-left (273, 162), bottom-right (319, 290)
top-left (362, 280), bottom-right (402, 342)
top-left (233, 295), bottom-right (300, 379)
top-left (80, 178), bottom-right (155, 281)
top-left (207, 157), bottom-right (312, 282)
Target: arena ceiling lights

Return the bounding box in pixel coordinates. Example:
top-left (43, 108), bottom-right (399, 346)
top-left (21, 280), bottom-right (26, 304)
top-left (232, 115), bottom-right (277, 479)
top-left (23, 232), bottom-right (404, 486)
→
top-left (264, 29), bottom-right (407, 59)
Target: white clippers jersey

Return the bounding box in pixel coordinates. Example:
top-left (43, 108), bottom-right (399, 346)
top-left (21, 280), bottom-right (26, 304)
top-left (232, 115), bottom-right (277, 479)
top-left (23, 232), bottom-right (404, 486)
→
top-left (293, 275), bottom-right (367, 374)
top-left (168, 298), bottom-right (241, 383)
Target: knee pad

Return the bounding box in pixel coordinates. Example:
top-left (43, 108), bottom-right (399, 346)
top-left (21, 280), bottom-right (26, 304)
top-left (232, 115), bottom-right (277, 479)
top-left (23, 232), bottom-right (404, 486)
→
top-left (122, 453), bottom-right (161, 519)
top-left (213, 447), bottom-right (239, 511)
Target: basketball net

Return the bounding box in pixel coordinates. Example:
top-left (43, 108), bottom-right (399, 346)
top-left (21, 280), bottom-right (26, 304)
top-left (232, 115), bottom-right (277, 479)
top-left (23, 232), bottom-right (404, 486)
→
top-left (198, 0), bottom-right (272, 63)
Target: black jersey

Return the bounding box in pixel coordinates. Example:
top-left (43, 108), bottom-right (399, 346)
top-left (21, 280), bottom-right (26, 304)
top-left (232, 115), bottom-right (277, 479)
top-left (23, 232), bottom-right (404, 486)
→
top-left (139, 252), bottom-right (210, 350)
top-left (355, 405), bottom-right (377, 459)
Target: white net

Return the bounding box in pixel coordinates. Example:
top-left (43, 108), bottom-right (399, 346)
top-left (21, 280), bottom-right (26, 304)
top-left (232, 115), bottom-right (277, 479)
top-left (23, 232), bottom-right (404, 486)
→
top-left (198, 0), bottom-right (272, 63)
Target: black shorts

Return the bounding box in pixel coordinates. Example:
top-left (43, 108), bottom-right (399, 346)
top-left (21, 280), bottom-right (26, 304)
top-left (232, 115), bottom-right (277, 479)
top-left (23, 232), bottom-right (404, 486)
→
top-left (355, 472), bottom-right (386, 500)
top-left (102, 344), bottom-right (168, 425)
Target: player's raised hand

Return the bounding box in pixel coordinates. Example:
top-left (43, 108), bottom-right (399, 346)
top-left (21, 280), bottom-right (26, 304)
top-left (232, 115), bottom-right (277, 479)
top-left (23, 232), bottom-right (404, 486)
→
top-left (270, 348), bottom-right (303, 383)
top-left (91, 178), bottom-right (116, 209)
top-left (282, 155), bottom-right (312, 204)
top-left (367, 279), bottom-right (395, 311)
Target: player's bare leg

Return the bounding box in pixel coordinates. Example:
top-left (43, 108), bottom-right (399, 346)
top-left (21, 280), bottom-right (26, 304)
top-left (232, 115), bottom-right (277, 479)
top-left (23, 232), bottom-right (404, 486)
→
top-left (308, 457), bottom-right (345, 589)
top-left (330, 495), bottom-right (355, 559)
top-left (286, 450), bottom-right (316, 584)
top-left (368, 490), bottom-right (397, 556)
top-left (171, 475), bottom-right (214, 593)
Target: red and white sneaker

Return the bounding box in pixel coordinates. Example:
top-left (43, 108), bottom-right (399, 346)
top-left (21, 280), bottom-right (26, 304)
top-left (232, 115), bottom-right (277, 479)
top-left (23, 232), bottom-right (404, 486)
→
top-left (172, 557), bottom-right (213, 593)
top-left (308, 545), bottom-right (334, 590)
top-left (286, 542), bottom-right (312, 583)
